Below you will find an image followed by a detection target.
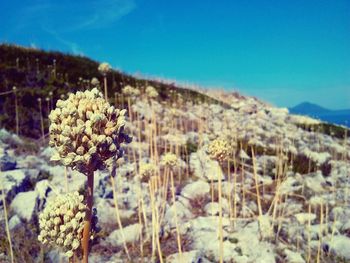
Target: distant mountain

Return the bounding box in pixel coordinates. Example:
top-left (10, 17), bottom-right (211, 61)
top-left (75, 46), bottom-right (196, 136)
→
top-left (290, 102), bottom-right (350, 127)
top-left (290, 102), bottom-right (330, 115)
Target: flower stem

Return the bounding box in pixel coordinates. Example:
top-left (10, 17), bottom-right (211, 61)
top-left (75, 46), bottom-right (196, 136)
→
top-left (1, 181), bottom-right (14, 263)
top-left (82, 171), bottom-right (94, 263)
top-left (104, 76), bottom-right (108, 101)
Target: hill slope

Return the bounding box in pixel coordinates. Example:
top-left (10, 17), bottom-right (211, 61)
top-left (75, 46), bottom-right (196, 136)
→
top-left (0, 44), bottom-right (225, 138)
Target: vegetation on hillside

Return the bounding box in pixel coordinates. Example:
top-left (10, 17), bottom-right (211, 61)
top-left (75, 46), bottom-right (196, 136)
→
top-left (0, 44), bottom-right (225, 138)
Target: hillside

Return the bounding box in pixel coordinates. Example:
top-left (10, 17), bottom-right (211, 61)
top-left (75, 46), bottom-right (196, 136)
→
top-left (0, 44), bottom-right (350, 263)
top-left (0, 44), bottom-right (225, 138)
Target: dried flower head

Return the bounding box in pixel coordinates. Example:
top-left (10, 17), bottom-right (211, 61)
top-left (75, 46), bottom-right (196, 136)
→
top-left (49, 88), bottom-right (131, 173)
top-left (207, 138), bottom-right (231, 162)
top-left (160, 153), bottom-right (178, 168)
top-left (38, 192), bottom-right (86, 258)
top-left (145, 86), bottom-right (158, 98)
top-left (139, 162), bottom-right (157, 181)
top-left (90, 77), bottom-right (100, 87)
top-left (98, 62), bottom-right (111, 75)
top-left (170, 108), bottom-right (181, 117)
top-left (122, 85), bottom-right (140, 97)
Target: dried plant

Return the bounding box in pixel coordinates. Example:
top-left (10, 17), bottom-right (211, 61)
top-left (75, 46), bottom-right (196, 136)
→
top-left (47, 87), bottom-right (131, 262)
top-left (98, 62), bottom-right (111, 101)
top-left (38, 192), bottom-right (86, 258)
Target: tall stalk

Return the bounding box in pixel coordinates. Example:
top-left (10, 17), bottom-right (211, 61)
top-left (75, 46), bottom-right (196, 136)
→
top-left (82, 171), bottom-right (94, 263)
top-left (110, 174), bottom-right (131, 259)
top-left (104, 75), bottom-right (108, 101)
top-left (217, 164), bottom-right (224, 263)
top-left (13, 87), bottom-right (19, 135)
top-left (1, 182), bottom-right (14, 263)
top-left (170, 170), bottom-right (182, 258)
top-left (38, 98), bottom-right (44, 138)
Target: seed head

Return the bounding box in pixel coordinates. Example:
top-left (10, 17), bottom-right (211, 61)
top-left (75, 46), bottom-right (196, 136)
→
top-left (90, 77), bottom-right (100, 87)
top-left (38, 192), bottom-right (86, 258)
top-left (122, 85), bottom-right (140, 97)
top-left (207, 138), bottom-right (231, 162)
top-left (49, 88), bottom-right (131, 173)
top-left (98, 62), bottom-right (111, 75)
top-left (160, 153), bottom-right (178, 168)
top-left (145, 86), bottom-right (158, 98)
top-left (139, 162), bottom-right (157, 181)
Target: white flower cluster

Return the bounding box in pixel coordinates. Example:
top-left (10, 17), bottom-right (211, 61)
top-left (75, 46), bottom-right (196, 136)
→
top-left (139, 162), bottom-right (157, 181)
top-left (207, 138), bottom-right (231, 162)
top-left (90, 77), bottom-right (100, 87)
top-left (49, 88), bottom-right (131, 173)
top-left (160, 153), bottom-right (178, 168)
top-left (122, 85), bottom-right (140, 97)
top-left (145, 86), bottom-right (158, 98)
top-left (98, 62), bottom-right (111, 75)
top-left (38, 192), bottom-right (86, 258)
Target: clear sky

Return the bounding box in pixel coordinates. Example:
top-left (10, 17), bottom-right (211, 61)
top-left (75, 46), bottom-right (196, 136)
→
top-left (1, 0), bottom-right (349, 109)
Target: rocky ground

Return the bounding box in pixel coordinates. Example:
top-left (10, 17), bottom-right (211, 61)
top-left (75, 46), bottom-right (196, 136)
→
top-left (0, 90), bottom-right (350, 263)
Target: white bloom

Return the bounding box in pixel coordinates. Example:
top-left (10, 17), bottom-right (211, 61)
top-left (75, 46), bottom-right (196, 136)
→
top-left (37, 192), bottom-right (86, 257)
top-left (160, 153), bottom-right (179, 168)
top-left (48, 88), bottom-right (130, 173)
top-left (139, 162), bottom-right (157, 180)
top-left (207, 138), bottom-right (231, 162)
top-left (145, 86), bottom-right (158, 98)
top-left (98, 62), bottom-right (111, 75)
top-left (122, 85), bottom-right (140, 97)
top-left (91, 77), bottom-right (100, 86)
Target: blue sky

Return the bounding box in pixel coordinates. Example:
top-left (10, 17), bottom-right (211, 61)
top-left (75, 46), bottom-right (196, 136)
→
top-left (1, 0), bottom-right (349, 109)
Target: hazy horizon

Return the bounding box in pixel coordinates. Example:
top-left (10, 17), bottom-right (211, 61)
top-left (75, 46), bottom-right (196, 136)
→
top-left (1, 0), bottom-right (349, 109)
